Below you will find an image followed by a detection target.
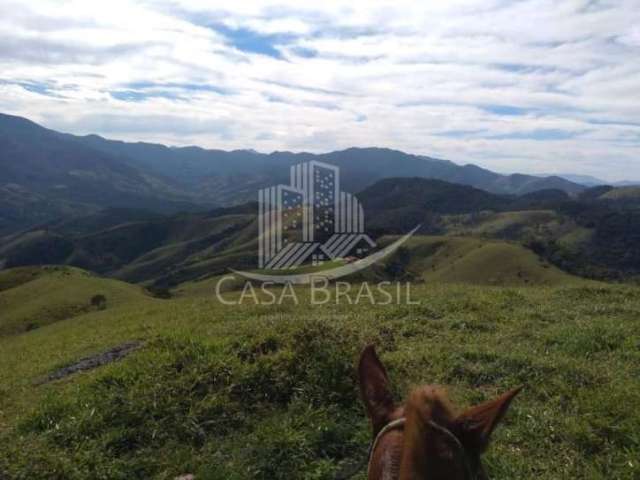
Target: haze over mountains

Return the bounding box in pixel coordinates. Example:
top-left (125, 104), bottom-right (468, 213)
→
top-left (536, 173), bottom-right (640, 188)
top-left (0, 112), bottom-right (591, 235)
top-left (4, 110), bottom-right (639, 287)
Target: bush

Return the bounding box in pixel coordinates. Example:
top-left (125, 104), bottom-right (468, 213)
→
top-left (146, 286), bottom-right (172, 299)
top-left (90, 294), bottom-right (107, 310)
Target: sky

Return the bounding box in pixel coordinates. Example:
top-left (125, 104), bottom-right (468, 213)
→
top-left (0, 0), bottom-right (638, 181)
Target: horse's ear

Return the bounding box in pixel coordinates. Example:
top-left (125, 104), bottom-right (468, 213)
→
top-left (358, 345), bottom-right (395, 434)
top-left (455, 386), bottom-right (522, 452)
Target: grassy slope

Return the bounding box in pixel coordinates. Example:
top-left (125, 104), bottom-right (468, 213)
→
top-left (441, 209), bottom-right (584, 243)
top-left (0, 212), bottom-right (259, 286)
top-left (88, 214), bottom-right (257, 285)
top-left (443, 210), bottom-right (560, 236)
top-left (0, 265), bottom-right (49, 292)
top-left (174, 235), bottom-right (578, 298)
top-left (378, 235), bottom-right (581, 287)
top-left (0, 266), bottom-right (150, 337)
top-left (0, 267), bottom-right (638, 479)
top-left (600, 186), bottom-right (640, 200)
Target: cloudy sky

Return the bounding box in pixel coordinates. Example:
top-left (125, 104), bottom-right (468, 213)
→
top-left (0, 0), bottom-right (638, 181)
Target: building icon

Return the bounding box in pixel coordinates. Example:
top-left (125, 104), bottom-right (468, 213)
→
top-left (259, 161), bottom-right (376, 269)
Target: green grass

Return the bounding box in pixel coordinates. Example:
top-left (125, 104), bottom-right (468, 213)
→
top-left (0, 268), bottom-right (638, 479)
top-left (109, 214), bottom-right (257, 284)
top-left (0, 265), bottom-right (49, 292)
top-left (600, 186), bottom-right (640, 200)
top-left (443, 210), bottom-right (560, 237)
top-left (0, 266), bottom-right (151, 337)
top-left (175, 235), bottom-right (582, 297)
top-left (557, 227), bottom-right (594, 250)
top-left (377, 235), bottom-right (583, 286)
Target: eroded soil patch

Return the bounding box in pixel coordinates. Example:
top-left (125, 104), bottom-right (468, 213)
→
top-left (38, 341), bottom-right (141, 384)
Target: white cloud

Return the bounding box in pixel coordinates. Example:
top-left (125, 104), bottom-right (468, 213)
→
top-left (0, 0), bottom-right (638, 181)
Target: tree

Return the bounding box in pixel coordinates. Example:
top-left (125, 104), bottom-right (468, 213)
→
top-left (91, 294), bottom-right (107, 310)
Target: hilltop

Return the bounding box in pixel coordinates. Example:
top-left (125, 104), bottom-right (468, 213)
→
top-left (370, 235), bottom-right (581, 287)
top-left (0, 266), bottom-right (151, 337)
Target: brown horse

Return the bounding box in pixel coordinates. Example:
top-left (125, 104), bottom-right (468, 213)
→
top-left (358, 345), bottom-right (521, 480)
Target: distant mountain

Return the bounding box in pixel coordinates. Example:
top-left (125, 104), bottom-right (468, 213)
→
top-left (71, 133), bottom-right (293, 205)
top-left (358, 177), bottom-right (511, 234)
top-left (599, 186), bottom-right (640, 200)
top-left (538, 173), bottom-right (607, 187)
top-left (613, 180), bottom-right (640, 187)
top-left (0, 113), bottom-right (209, 234)
top-left (2, 175), bottom-right (639, 284)
top-left (1, 112), bottom-right (586, 234)
top-left (358, 179), bottom-right (579, 235)
top-left (577, 185), bottom-right (640, 207)
top-left (75, 136), bottom-right (586, 199)
top-left (510, 189), bottom-right (571, 209)
top-left (538, 173), bottom-right (640, 188)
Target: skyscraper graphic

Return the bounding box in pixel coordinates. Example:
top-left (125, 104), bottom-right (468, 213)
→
top-left (259, 161), bottom-right (375, 269)
top-left (258, 185), bottom-right (305, 269)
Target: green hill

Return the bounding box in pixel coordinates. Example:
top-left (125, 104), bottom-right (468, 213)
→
top-left (599, 186), bottom-right (640, 200)
top-left (371, 235), bottom-right (583, 287)
top-left (359, 177), bottom-right (511, 234)
top-left (0, 207), bottom-right (259, 286)
top-left (0, 266), bottom-right (151, 337)
top-left (0, 270), bottom-right (637, 479)
top-left (441, 210), bottom-right (563, 238)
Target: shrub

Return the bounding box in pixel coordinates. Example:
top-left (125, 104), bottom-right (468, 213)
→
top-left (90, 294), bottom-right (107, 310)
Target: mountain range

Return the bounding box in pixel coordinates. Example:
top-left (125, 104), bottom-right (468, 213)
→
top-left (0, 112), bottom-right (589, 235)
top-left (2, 173), bottom-right (639, 286)
top-left (537, 173), bottom-right (640, 187)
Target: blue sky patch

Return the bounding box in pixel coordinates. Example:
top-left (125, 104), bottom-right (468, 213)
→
top-left (489, 129), bottom-right (579, 141)
top-left (209, 23), bottom-right (296, 59)
top-left (110, 90), bottom-right (183, 102)
top-left (264, 94), bottom-right (289, 104)
top-left (482, 105), bottom-right (531, 116)
top-left (434, 129), bottom-right (486, 138)
top-left (124, 82), bottom-right (229, 95)
top-left (1, 80), bottom-right (61, 97)
top-left (260, 79), bottom-right (347, 96)
top-left (492, 63), bottom-right (532, 73)
top-left (290, 46), bottom-right (318, 58)
top-left (20, 82), bottom-right (51, 95)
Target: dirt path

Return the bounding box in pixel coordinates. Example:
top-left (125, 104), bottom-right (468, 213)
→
top-left (38, 341), bottom-right (141, 384)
